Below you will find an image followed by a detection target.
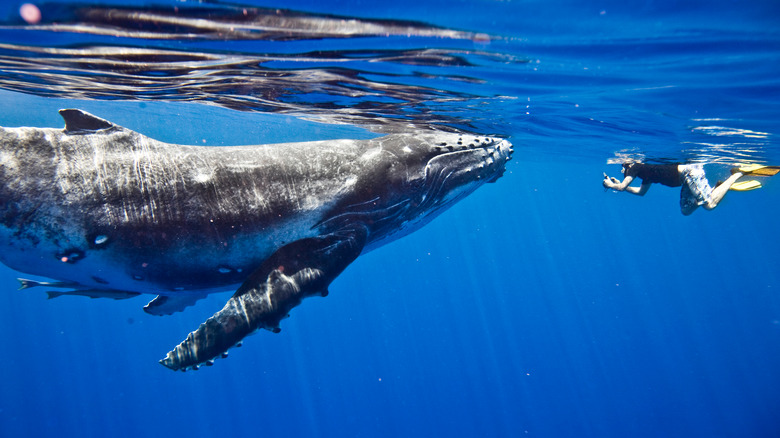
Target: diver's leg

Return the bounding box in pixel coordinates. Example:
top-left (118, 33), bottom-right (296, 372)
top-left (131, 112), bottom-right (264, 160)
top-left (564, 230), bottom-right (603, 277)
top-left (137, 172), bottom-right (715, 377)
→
top-left (680, 166), bottom-right (704, 215)
top-left (704, 172), bottom-right (743, 210)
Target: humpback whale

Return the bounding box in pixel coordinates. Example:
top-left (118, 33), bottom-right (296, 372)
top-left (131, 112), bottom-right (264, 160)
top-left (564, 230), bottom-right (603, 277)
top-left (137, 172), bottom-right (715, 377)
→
top-left (0, 109), bottom-right (512, 371)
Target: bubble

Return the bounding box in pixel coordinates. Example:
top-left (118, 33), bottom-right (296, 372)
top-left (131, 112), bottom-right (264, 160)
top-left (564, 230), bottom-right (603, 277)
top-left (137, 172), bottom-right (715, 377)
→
top-left (472, 33), bottom-right (490, 44)
top-left (19, 3), bottom-right (41, 24)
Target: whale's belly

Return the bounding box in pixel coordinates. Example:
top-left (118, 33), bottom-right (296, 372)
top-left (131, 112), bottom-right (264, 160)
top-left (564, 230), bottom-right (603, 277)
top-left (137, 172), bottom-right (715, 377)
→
top-left (0, 210), bottom-right (322, 295)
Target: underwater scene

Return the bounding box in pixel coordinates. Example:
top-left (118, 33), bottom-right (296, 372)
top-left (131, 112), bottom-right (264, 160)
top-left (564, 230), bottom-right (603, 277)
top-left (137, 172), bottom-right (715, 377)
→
top-left (0, 0), bottom-right (779, 436)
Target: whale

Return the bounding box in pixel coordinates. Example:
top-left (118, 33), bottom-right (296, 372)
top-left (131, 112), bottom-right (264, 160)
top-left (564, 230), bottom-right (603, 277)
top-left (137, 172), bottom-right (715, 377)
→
top-left (0, 109), bottom-right (512, 371)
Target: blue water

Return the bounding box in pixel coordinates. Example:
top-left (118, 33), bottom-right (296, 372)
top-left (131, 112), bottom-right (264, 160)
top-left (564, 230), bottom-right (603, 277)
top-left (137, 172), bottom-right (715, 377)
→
top-left (1, 0), bottom-right (779, 437)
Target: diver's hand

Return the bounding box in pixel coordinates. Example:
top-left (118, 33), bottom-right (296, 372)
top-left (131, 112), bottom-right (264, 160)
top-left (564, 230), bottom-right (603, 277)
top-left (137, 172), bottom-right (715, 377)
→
top-left (602, 173), bottom-right (614, 189)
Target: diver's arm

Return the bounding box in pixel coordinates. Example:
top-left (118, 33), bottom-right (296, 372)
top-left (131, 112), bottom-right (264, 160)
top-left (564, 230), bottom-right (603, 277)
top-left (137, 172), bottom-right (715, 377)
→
top-left (624, 182), bottom-right (651, 196)
top-left (603, 173), bottom-right (634, 190)
top-left (603, 173), bottom-right (651, 196)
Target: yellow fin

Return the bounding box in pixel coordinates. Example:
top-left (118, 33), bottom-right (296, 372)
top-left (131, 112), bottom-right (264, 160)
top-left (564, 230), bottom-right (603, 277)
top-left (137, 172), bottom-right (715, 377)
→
top-left (730, 180), bottom-right (762, 191)
top-left (738, 164), bottom-right (780, 176)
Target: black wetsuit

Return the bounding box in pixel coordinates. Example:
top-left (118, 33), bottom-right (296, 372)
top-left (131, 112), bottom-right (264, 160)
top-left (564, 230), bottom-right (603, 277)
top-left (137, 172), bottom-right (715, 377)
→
top-left (627, 163), bottom-right (682, 187)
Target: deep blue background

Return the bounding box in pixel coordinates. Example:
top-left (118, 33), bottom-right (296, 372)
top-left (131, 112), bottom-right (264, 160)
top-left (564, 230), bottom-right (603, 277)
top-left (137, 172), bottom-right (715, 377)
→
top-left (1, 1), bottom-right (779, 437)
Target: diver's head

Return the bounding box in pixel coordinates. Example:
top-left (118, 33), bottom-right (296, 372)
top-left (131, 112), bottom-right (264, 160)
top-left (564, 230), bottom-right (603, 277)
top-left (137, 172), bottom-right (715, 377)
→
top-left (622, 161), bottom-right (639, 174)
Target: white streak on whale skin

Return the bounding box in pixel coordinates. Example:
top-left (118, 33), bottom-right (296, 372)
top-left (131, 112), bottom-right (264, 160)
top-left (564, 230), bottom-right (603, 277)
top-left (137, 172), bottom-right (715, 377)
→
top-left (0, 109), bottom-right (512, 370)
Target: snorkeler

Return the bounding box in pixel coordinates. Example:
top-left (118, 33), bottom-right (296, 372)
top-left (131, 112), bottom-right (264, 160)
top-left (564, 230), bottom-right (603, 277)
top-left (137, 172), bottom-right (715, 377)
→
top-left (602, 162), bottom-right (778, 215)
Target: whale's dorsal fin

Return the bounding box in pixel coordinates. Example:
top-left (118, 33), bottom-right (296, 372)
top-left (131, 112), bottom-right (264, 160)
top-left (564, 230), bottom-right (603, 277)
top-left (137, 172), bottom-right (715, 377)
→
top-left (59, 109), bottom-right (114, 133)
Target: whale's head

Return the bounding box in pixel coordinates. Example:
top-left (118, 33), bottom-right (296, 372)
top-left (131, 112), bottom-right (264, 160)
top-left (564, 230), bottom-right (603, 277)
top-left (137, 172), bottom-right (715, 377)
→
top-left (413, 132), bottom-right (513, 204)
top-left (354, 131), bottom-right (513, 250)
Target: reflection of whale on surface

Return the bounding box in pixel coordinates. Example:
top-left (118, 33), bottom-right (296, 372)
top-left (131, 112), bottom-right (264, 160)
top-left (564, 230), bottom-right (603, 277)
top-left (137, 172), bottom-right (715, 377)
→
top-left (0, 109), bottom-right (512, 371)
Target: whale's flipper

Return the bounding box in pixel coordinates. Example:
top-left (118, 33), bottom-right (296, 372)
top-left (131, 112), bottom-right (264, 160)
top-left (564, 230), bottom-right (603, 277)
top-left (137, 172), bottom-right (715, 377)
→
top-left (59, 109), bottom-right (114, 133)
top-left (159, 226), bottom-right (368, 371)
top-left (144, 294), bottom-right (209, 316)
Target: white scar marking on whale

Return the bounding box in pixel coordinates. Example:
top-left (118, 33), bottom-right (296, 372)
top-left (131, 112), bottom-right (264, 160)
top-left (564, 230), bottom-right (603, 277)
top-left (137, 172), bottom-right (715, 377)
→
top-left (193, 170), bottom-right (213, 183)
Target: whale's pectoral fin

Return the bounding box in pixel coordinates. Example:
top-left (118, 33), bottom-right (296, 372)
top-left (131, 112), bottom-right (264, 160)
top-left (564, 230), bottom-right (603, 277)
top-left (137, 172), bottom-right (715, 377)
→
top-left (159, 225), bottom-right (368, 371)
top-left (143, 294), bottom-right (208, 316)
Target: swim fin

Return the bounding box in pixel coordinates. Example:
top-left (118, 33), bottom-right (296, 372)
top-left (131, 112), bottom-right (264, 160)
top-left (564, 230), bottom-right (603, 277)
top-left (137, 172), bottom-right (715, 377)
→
top-left (730, 180), bottom-right (762, 191)
top-left (737, 164), bottom-right (780, 177)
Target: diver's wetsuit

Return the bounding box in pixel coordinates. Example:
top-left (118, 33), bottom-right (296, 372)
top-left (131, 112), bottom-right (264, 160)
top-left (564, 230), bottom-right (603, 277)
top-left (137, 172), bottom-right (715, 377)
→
top-left (627, 163), bottom-right (682, 187)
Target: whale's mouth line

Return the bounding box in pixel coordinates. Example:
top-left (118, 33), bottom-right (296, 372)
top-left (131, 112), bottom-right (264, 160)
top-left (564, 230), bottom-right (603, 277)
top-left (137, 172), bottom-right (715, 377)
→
top-left (313, 199), bottom-right (411, 232)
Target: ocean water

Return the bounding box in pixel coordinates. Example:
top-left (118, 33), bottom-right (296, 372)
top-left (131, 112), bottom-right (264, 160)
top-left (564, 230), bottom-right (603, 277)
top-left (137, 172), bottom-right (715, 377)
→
top-left (1, 1), bottom-right (779, 437)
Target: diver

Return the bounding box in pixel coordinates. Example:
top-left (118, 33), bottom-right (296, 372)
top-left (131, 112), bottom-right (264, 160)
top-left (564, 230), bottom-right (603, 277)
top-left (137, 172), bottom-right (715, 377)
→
top-left (602, 162), bottom-right (778, 215)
